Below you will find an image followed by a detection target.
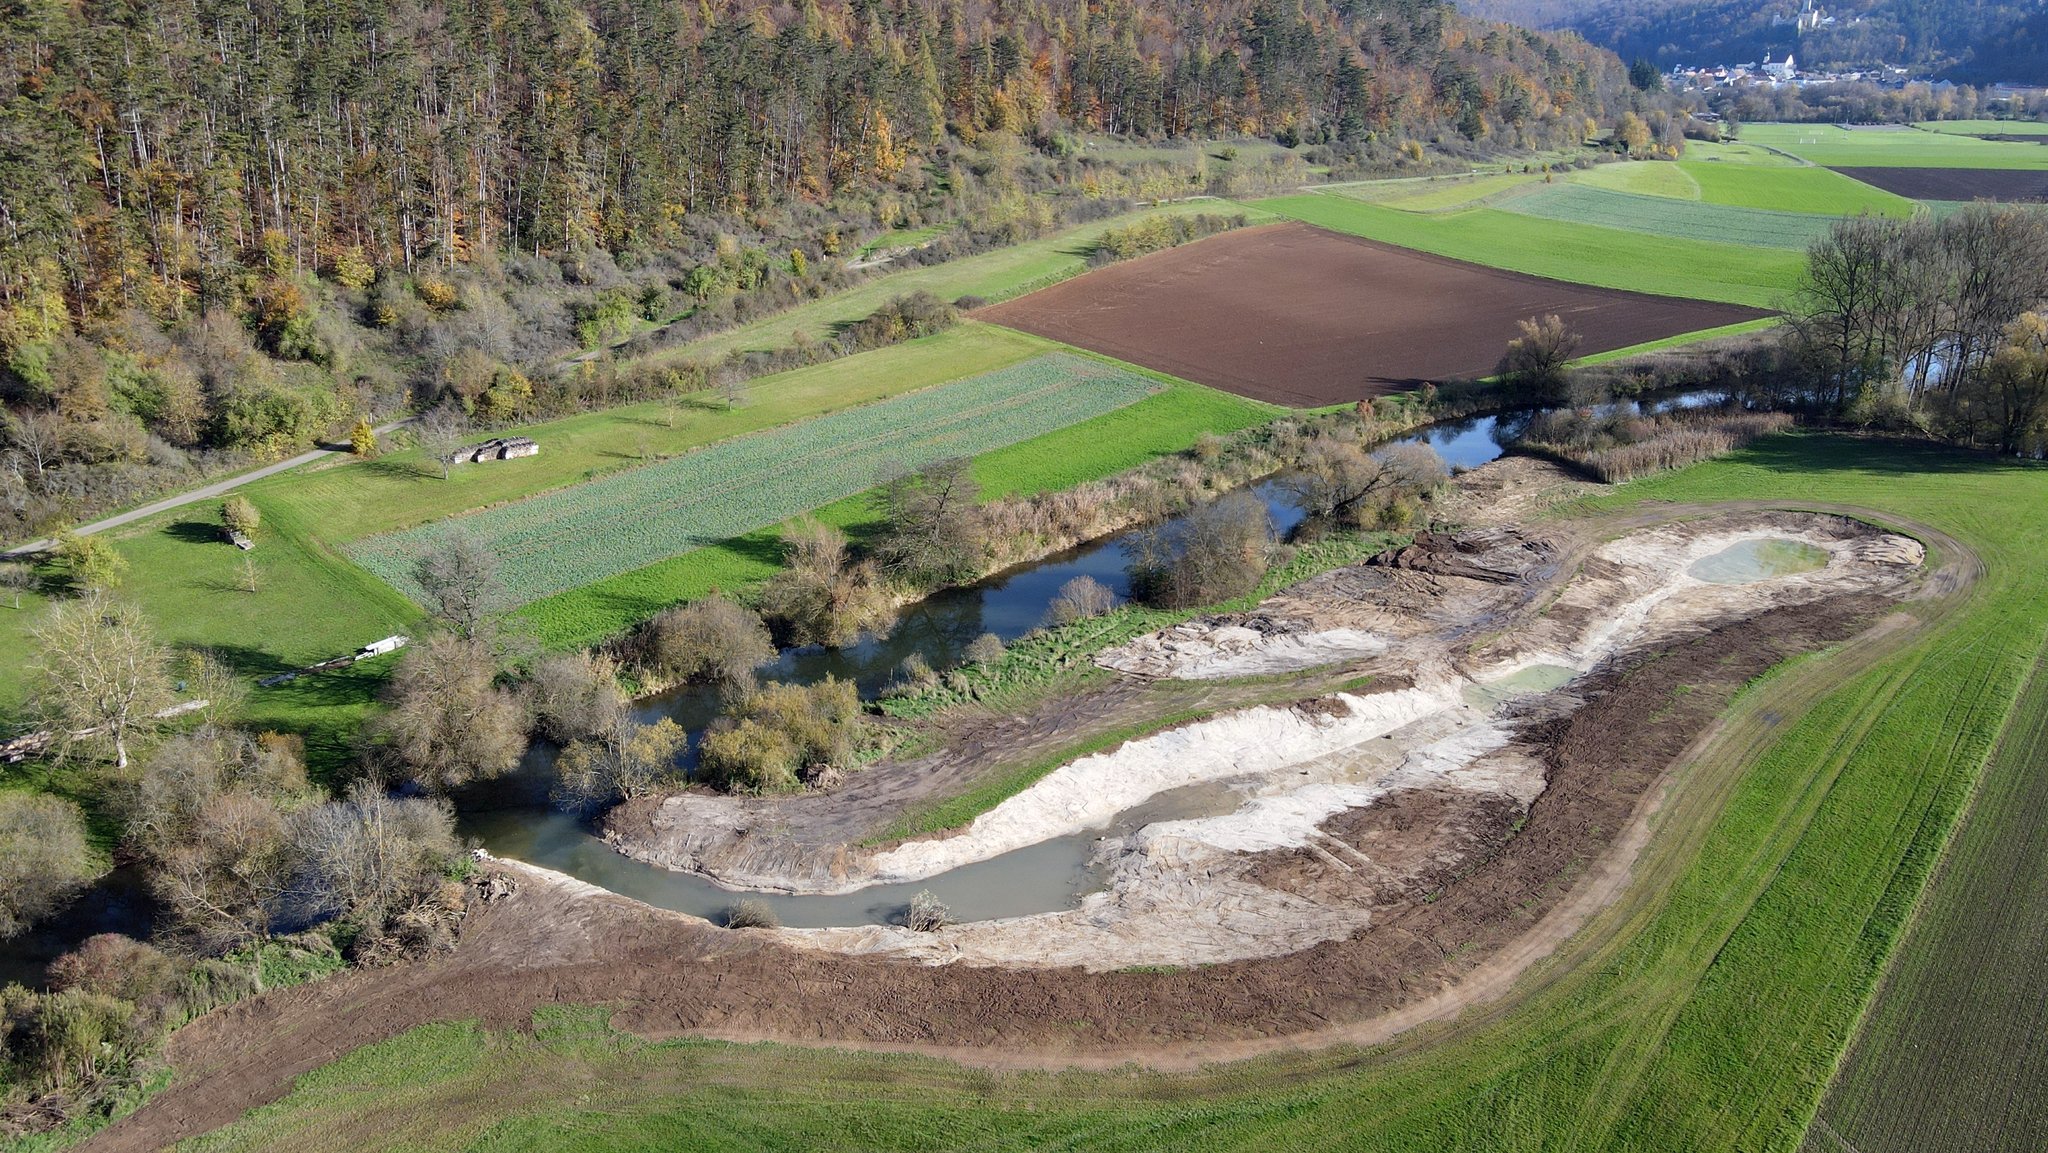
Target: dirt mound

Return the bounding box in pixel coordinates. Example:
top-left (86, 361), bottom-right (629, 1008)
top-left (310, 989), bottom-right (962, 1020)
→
top-left (1366, 528), bottom-right (1550, 584)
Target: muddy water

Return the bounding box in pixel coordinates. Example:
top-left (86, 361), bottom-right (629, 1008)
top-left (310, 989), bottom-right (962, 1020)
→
top-left (1687, 538), bottom-right (1830, 584)
top-left (462, 782), bottom-right (1238, 928)
top-left (461, 389), bottom-right (1735, 927)
top-left (1461, 663), bottom-right (1579, 710)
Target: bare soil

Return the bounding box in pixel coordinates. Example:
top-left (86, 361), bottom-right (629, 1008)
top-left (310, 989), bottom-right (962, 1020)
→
top-left (974, 222), bottom-right (1774, 405)
top-left (83, 594), bottom-right (1892, 1153)
top-left (1831, 167), bottom-right (2048, 202)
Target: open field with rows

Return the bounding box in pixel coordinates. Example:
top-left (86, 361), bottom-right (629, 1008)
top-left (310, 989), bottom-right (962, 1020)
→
top-left (1743, 122), bottom-right (2048, 169)
top-left (1828, 167), bottom-right (2048, 202)
top-left (1254, 192), bottom-right (1803, 307)
top-left (1504, 183), bottom-right (1849, 249)
top-left (978, 222), bottom-right (1770, 404)
top-left (173, 434), bottom-right (2048, 1152)
top-left (1561, 156), bottom-right (1912, 218)
top-left (348, 355), bottom-right (1159, 609)
top-left (1807, 648), bottom-right (2048, 1153)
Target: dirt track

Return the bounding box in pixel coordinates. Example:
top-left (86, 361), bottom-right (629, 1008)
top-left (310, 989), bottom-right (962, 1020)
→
top-left (80, 497), bottom-right (1962, 1152)
top-left (975, 222), bottom-right (1774, 405)
top-left (1830, 167), bottom-right (2048, 202)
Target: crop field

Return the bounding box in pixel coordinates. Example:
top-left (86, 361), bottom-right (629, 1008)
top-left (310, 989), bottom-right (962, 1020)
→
top-left (348, 355), bottom-right (1160, 608)
top-left (1250, 193), bottom-right (1802, 307)
top-left (1827, 167), bottom-right (2048, 202)
top-left (978, 222), bottom-right (1771, 405)
top-left (177, 435), bottom-right (2048, 1153)
top-left (1742, 122), bottom-right (2048, 169)
top-left (1504, 183), bottom-right (1847, 249)
top-left (508, 374), bottom-right (1274, 649)
top-left (1807, 648), bottom-right (2048, 1153)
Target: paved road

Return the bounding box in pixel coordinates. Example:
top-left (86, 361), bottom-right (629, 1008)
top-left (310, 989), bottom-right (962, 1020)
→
top-left (3, 419), bottom-right (409, 557)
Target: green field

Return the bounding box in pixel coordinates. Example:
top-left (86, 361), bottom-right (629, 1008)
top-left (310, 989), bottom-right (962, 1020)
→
top-left (1570, 159), bottom-right (1702, 198)
top-left (178, 435), bottom-right (2048, 1152)
top-left (347, 355), bottom-right (1159, 609)
top-left (1679, 160), bottom-right (1916, 216)
top-left (1333, 172), bottom-right (1539, 211)
top-left (1742, 122), bottom-right (2048, 169)
top-left (1505, 183), bottom-right (1848, 249)
top-left (1915, 119), bottom-right (2048, 136)
top-left (1807, 647), bottom-right (2048, 1152)
top-left (1256, 192), bottom-right (1803, 307)
top-left (645, 200), bottom-right (1274, 364)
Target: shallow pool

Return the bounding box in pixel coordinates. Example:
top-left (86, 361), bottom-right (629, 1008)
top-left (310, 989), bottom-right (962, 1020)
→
top-left (1462, 663), bottom-right (1579, 710)
top-left (1686, 538), bottom-right (1830, 585)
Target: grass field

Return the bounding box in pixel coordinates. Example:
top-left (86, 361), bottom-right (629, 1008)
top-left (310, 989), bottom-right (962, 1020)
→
top-left (1679, 160), bottom-right (1916, 216)
top-left (1504, 184), bottom-right (1848, 249)
top-left (1570, 160), bottom-right (1702, 198)
top-left (1806, 647), bottom-right (2048, 1153)
top-left (1333, 172), bottom-right (1539, 211)
top-left (1255, 193), bottom-right (1802, 307)
top-left (642, 200), bottom-right (1274, 364)
top-left (179, 435), bottom-right (2048, 1153)
top-left (1915, 119), bottom-right (2048, 136)
top-left (1742, 122), bottom-right (2048, 169)
top-left (347, 355), bottom-right (1160, 609)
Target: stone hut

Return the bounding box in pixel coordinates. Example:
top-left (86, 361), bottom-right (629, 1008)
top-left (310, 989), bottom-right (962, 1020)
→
top-left (459, 436), bottom-right (540, 463)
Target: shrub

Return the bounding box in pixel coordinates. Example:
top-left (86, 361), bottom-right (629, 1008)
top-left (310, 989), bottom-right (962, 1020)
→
top-left (905, 890), bottom-right (950, 932)
top-left (724, 899), bottom-right (778, 929)
top-left (221, 494), bottom-right (260, 537)
top-left (1497, 314), bottom-right (1582, 398)
top-left (1047, 575), bottom-right (1118, 625)
top-left (698, 677), bottom-right (861, 793)
top-left (527, 651), bottom-right (628, 744)
top-left (757, 520), bottom-right (895, 648)
top-left (639, 594), bottom-right (774, 685)
top-left (0, 793), bottom-right (94, 938)
top-left (965, 632), bottom-right (1005, 669)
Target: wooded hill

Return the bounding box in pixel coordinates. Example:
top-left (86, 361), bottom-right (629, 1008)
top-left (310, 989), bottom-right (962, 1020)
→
top-left (0, 0), bottom-right (1638, 542)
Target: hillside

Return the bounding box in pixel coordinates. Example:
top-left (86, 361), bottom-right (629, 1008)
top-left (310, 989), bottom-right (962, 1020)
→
top-left (0, 0), bottom-right (1642, 546)
top-left (1461, 0), bottom-right (2048, 79)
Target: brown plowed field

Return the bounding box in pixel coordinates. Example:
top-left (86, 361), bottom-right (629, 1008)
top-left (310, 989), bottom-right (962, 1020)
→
top-left (975, 222), bottom-right (1773, 406)
top-left (1832, 166), bottom-right (2048, 202)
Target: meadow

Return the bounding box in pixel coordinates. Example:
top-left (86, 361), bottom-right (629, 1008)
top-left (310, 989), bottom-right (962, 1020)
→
top-left (1742, 122), bottom-right (2048, 169)
top-left (1331, 171), bottom-right (1539, 211)
top-left (1504, 183), bottom-right (1848, 249)
top-left (1254, 192), bottom-right (1803, 307)
top-left (1677, 159), bottom-right (1914, 215)
top-left (349, 355), bottom-right (1158, 608)
top-left (176, 435), bottom-right (2048, 1152)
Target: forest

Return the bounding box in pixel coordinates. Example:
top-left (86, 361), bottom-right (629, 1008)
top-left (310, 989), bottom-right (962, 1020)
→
top-left (0, 0), bottom-right (1642, 544)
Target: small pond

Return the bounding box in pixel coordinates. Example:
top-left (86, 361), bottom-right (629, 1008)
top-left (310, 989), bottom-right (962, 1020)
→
top-left (1687, 538), bottom-right (1831, 585)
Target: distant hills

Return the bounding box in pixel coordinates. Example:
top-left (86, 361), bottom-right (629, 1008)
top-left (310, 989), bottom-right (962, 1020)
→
top-left (1461, 0), bottom-right (2048, 83)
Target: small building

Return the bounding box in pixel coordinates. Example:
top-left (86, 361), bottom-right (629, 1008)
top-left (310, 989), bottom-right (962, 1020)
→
top-left (358, 635), bottom-right (409, 658)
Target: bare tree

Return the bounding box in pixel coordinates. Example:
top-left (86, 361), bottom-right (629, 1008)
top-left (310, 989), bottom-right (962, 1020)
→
top-left (373, 632), bottom-right (530, 790)
top-left (412, 528), bottom-right (507, 640)
top-left (1284, 438), bottom-right (1446, 526)
top-left (874, 457), bottom-right (986, 587)
top-left (527, 650), bottom-right (628, 743)
top-left (756, 519), bottom-right (894, 647)
top-left (0, 793), bottom-right (94, 938)
top-left (4, 408), bottom-right (68, 485)
top-left (415, 405), bottom-right (469, 480)
top-left (1497, 314), bottom-right (1582, 397)
top-left (285, 781), bottom-right (459, 925)
top-left (1127, 490), bottom-right (1274, 609)
top-left (0, 558), bottom-right (36, 608)
top-left (28, 592), bottom-right (175, 768)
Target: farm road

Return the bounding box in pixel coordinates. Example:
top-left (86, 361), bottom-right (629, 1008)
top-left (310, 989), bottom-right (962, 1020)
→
top-left (2, 419), bottom-right (408, 558)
